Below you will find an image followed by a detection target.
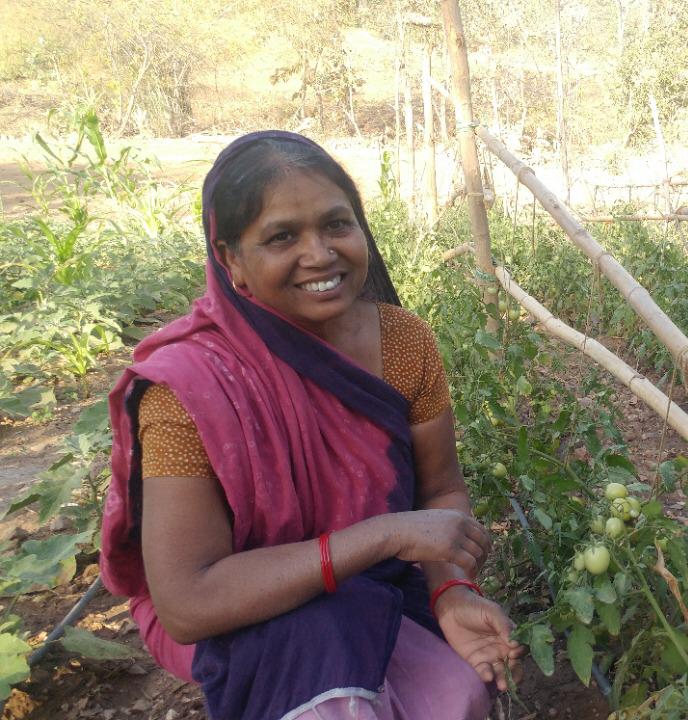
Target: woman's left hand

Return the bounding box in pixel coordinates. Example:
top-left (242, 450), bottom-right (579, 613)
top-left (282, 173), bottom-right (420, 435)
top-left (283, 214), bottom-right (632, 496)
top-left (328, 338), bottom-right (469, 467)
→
top-left (434, 587), bottom-right (526, 692)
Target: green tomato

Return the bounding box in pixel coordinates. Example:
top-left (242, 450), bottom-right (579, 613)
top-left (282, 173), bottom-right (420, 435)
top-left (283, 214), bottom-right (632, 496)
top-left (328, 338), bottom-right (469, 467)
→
top-left (567, 569), bottom-right (579, 583)
top-left (605, 517), bottom-right (625, 539)
top-left (611, 497), bottom-right (631, 521)
top-left (508, 308), bottom-right (520, 321)
top-left (473, 502), bottom-right (490, 519)
top-left (484, 286), bottom-right (499, 297)
top-left (583, 545), bottom-right (611, 575)
top-left (590, 516), bottom-right (606, 534)
top-left (604, 482), bottom-right (628, 500)
top-left (498, 300), bottom-right (508, 314)
top-left (656, 536), bottom-right (669, 551)
top-left (626, 497), bottom-right (641, 519)
top-left (572, 553), bottom-right (586, 571)
top-left (492, 462), bottom-right (508, 479)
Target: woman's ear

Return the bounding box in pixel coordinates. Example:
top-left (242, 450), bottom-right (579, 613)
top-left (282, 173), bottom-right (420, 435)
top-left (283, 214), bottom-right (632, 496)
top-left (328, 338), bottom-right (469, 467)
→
top-left (216, 241), bottom-right (245, 287)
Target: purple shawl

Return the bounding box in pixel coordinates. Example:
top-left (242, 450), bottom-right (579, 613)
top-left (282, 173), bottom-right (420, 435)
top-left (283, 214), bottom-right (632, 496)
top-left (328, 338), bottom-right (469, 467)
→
top-left (100, 131), bottom-right (440, 720)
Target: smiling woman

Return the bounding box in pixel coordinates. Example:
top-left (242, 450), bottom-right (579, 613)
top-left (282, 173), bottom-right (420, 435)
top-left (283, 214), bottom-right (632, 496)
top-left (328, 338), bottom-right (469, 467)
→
top-left (99, 131), bottom-right (523, 720)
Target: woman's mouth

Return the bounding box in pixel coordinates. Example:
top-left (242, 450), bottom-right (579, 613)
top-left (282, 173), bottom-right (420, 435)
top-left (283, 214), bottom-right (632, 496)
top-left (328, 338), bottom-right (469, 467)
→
top-left (298, 275), bottom-right (343, 293)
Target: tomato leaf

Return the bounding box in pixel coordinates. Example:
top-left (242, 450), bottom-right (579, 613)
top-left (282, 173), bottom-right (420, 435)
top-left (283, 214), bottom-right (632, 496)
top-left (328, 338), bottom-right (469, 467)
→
top-left (528, 624), bottom-right (555, 677)
top-left (567, 624), bottom-right (594, 686)
top-left (474, 329), bottom-right (501, 351)
top-left (533, 507), bottom-right (553, 530)
top-left (595, 601), bottom-right (621, 636)
top-left (565, 587), bottom-right (595, 625)
top-left (642, 500), bottom-right (663, 519)
top-left (593, 575), bottom-right (617, 604)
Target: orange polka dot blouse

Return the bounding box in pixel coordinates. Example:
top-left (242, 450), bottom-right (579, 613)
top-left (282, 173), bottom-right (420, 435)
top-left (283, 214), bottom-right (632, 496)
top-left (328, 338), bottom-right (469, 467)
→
top-left (138, 303), bottom-right (451, 479)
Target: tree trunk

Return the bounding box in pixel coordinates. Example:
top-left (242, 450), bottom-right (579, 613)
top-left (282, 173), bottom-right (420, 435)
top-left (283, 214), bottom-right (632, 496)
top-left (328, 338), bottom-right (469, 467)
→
top-left (422, 45), bottom-right (438, 226)
top-left (649, 93), bottom-right (671, 215)
top-left (394, 50), bottom-right (402, 188)
top-left (554, 0), bottom-right (571, 205)
top-left (403, 65), bottom-right (416, 214)
top-left (440, 0), bottom-right (499, 337)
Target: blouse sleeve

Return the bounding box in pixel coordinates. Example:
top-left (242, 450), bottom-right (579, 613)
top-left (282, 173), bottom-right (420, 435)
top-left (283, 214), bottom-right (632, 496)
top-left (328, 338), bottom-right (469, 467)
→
top-left (138, 384), bottom-right (215, 479)
top-left (378, 304), bottom-right (452, 425)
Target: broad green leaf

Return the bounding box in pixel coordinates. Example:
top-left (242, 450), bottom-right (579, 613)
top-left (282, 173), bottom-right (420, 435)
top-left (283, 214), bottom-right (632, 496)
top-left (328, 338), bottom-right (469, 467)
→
top-left (533, 507), bottom-right (553, 530)
top-left (474, 329), bottom-right (501, 351)
top-left (33, 465), bottom-right (87, 523)
top-left (8, 532), bottom-right (89, 591)
top-left (565, 587), bottom-right (595, 625)
top-left (595, 601), bottom-right (621, 636)
top-left (604, 454), bottom-right (636, 474)
top-left (60, 627), bottom-right (143, 661)
top-left (593, 575), bottom-right (617, 604)
top-left (642, 500), bottom-right (663, 519)
top-left (529, 624), bottom-right (555, 676)
top-left (567, 624), bottom-right (594, 686)
top-left (0, 632), bottom-right (31, 700)
top-left (73, 398), bottom-right (110, 435)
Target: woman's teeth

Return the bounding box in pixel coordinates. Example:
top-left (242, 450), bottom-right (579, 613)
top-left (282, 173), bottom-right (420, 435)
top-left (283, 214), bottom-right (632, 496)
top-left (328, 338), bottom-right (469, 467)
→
top-left (300, 275), bottom-right (342, 293)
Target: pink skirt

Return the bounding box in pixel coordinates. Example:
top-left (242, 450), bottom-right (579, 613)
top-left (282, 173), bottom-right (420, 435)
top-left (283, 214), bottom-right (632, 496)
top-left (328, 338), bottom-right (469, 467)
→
top-left (131, 597), bottom-right (492, 720)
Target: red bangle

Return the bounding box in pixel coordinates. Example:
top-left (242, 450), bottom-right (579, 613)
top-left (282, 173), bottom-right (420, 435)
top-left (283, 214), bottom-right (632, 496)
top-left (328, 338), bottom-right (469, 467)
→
top-left (319, 532), bottom-right (337, 593)
top-left (430, 579), bottom-right (483, 618)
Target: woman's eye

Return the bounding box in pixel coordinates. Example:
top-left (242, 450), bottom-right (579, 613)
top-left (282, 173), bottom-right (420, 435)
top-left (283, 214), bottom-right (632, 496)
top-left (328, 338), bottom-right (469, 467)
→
top-left (268, 231), bottom-right (292, 244)
top-left (327, 219), bottom-right (350, 232)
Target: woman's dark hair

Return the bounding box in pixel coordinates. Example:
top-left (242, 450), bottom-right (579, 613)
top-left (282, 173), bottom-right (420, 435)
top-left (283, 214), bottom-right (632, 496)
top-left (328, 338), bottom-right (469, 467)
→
top-left (209, 137), bottom-right (400, 306)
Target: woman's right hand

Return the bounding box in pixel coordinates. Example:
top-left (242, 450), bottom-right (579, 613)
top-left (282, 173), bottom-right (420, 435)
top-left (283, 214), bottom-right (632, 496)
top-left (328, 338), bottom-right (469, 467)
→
top-left (389, 510), bottom-right (491, 577)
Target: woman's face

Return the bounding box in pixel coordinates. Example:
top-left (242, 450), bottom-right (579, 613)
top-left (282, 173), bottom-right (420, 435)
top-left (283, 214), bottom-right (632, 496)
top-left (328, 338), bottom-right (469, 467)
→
top-left (219, 169), bottom-right (369, 336)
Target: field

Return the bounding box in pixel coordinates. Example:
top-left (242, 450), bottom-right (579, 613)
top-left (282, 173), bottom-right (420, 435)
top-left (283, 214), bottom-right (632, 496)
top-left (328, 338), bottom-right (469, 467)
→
top-left (0, 110), bottom-right (687, 720)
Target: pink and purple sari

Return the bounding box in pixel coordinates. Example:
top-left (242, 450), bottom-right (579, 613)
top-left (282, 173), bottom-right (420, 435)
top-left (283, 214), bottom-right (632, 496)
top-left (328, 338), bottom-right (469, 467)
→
top-left (100, 132), bottom-right (491, 720)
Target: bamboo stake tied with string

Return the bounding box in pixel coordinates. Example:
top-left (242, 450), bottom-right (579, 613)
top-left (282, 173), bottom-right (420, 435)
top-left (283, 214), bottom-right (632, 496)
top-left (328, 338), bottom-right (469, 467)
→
top-left (476, 125), bottom-right (688, 385)
top-left (494, 265), bottom-right (688, 443)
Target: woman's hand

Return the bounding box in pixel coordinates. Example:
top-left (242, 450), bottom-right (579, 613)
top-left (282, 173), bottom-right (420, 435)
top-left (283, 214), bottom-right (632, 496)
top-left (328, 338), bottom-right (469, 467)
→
top-left (434, 586), bottom-right (525, 692)
top-left (391, 510), bottom-right (491, 577)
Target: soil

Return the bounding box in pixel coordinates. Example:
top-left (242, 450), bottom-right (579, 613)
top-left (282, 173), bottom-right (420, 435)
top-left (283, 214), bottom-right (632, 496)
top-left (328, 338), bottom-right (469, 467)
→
top-left (2, 142), bottom-right (686, 720)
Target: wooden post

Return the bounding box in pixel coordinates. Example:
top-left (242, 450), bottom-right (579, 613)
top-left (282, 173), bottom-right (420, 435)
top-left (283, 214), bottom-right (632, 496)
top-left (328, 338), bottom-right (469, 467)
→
top-left (422, 44), bottom-right (438, 227)
top-left (440, 0), bottom-right (499, 335)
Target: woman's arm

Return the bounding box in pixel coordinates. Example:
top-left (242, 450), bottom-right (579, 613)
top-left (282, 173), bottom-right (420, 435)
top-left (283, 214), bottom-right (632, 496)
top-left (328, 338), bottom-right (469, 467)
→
top-left (141, 473), bottom-right (490, 645)
top-left (412, 407), bottom-right (524, 690)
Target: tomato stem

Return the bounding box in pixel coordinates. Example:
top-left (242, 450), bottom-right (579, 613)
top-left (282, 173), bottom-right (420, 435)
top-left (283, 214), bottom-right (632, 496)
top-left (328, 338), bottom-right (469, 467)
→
top-left (618, 546), bottom-right (688, 670)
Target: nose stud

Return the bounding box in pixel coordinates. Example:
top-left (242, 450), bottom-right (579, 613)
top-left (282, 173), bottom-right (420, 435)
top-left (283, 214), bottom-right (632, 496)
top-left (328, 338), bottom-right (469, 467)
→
top-left (328, 248), bottom-right (336, 256)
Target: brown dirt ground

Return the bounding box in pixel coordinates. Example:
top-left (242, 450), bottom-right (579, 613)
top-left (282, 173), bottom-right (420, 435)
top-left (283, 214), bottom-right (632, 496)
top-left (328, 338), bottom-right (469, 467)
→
top-left (2, 149), bottom-right (686, 720)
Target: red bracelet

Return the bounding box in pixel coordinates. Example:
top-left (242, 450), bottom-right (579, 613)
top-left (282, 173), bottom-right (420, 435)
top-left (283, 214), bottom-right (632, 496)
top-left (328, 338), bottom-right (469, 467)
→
top-left (319, 532), bottom-right (337, 593)
top-left (430, 579), bottom-right (483, 618)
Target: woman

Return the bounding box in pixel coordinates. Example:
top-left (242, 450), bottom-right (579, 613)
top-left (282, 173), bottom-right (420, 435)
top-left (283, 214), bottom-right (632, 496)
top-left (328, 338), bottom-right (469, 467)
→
top-left (101, 131), bottom-right (523, 720)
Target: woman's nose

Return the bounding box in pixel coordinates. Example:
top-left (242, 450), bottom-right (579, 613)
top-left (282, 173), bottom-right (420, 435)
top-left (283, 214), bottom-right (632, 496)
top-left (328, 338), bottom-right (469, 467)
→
top-left (299, 231), bottom-right (334, 265)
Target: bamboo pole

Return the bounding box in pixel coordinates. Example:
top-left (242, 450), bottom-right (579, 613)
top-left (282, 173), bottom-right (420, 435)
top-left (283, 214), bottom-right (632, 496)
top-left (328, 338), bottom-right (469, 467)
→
top-left (422, 44), bottom-right (438, 226)
top-left (476, 125), bottom-right (688, 381)
top-left (582, 214), bottom-right (688, 223)
top-left (494, 266), bottom-right (688, 442)
top-left (440, 0), bottom-right (499, 336)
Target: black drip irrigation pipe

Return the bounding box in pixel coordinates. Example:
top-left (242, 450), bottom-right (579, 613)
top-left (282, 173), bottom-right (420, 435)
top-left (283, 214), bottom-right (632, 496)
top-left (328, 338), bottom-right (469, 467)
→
top-left (508, 496), bottom-right (613, 701)
top-left (0, 575), bottom-right (103, 715)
